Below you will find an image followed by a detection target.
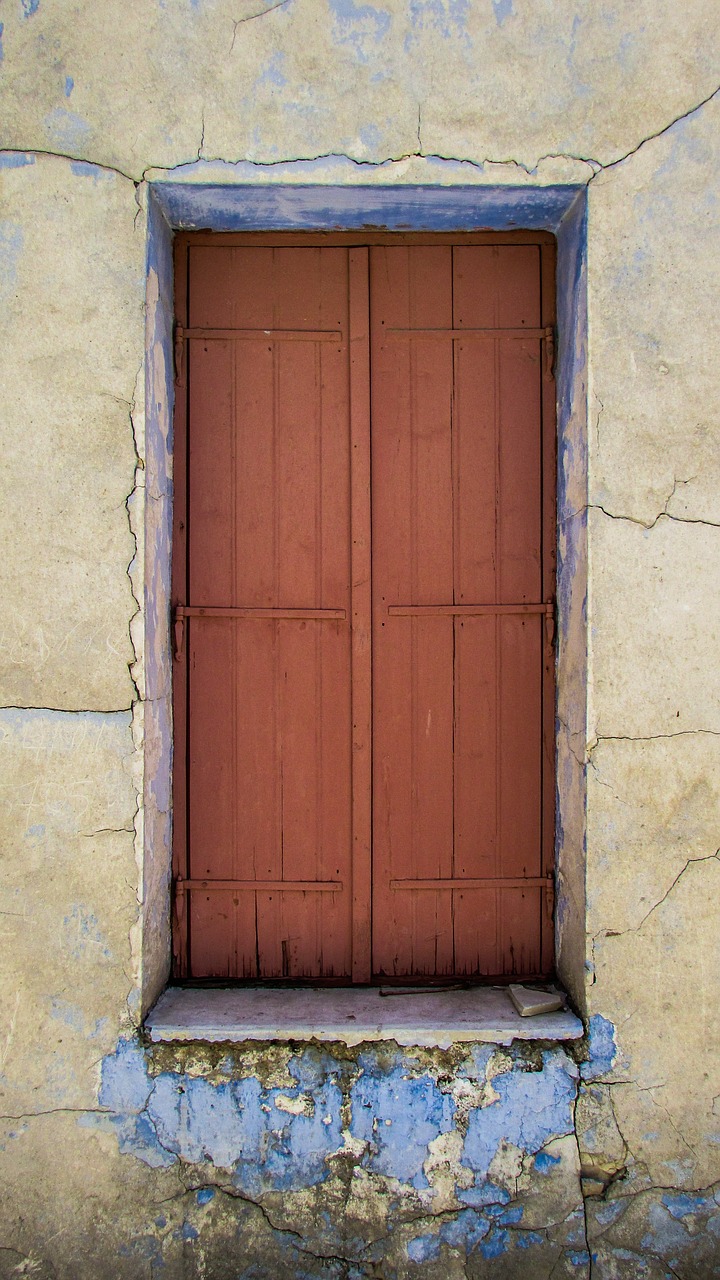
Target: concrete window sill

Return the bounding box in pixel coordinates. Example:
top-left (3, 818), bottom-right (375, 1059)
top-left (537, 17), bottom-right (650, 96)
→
top-left (146, 985), bottom-right (584, 1049)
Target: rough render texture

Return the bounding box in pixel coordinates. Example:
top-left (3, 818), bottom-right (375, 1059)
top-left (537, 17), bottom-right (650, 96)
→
top-left (1, 0), bottom-right (720, 1275)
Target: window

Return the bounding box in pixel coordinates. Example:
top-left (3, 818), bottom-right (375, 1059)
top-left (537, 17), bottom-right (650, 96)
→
top-left (171, 232), bottom-right (556, 984)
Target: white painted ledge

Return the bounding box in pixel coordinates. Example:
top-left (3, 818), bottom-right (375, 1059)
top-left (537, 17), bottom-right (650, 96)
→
top-left (146, 986), bottom-right (584, 1049)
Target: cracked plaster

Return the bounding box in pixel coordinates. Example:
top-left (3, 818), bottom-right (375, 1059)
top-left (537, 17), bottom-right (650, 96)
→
top-left (0, 155), bottom-right (145, 712)
top-left (2, 0), bottom-right (720, 1274)
top-left (0, 0), bottom-right (718, 179)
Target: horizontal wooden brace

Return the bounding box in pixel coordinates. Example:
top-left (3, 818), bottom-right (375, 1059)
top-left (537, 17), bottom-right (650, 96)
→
top-left (176, 878), bottom-right (344, 893)
top-left (385, 326), bottom-right (552, 340)
top-left (175, 605), bottom-right (347, 621)
top-left (390, 877), bottom-right (551, 890)
top-left (178, 325), bottom-right (343, 342)
top-left (388, 602), bottom-right (553, 617)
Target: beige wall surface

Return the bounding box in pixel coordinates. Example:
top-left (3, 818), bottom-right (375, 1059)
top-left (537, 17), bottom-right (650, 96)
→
top-left (1, 2), bottom-right (719, 1276)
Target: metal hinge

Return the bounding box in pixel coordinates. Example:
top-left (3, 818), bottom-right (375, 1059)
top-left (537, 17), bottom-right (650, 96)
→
top-left (174, 324), bottom-right (185, 384)
top-left (543, 325), bottom-right (556, 381)
top-left (172, 605), bottom-right (184, 660)
top-left (545, 598), bottom-right (557, 648)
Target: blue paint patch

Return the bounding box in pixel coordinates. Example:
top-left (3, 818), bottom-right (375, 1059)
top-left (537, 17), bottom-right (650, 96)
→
top-left (479, 1228), bottom-right (510, 1259)
top-left (25, 823), bottom-right (46, 839)
top-left (594, 1199), bottom-right (627, 1227)
top-left (70, 160), bottom-right (112, 181)
top-left (517, 1231), bottom-right (544, 1248)
top-left (359, 124), bottom-right (382, 151)
top-left (407, 1233), bottom-right (440, 1263)
top-left (582, 1015), bottom-right (617, 1081)
top-left (350, 1057), bottom-right (454, 1187)
top-left (459, 1044), bottom-right (495, 1081)
top-left (642, 1202), bottom-right (692, 1255)
top-left (256, 51), bottom-right (287, 88)
top-left (0, 24), bottom-right (4, 61)
top-left (568, 1250), bottom-right (590, 1266)
top-left (64, 75), bottom-right (74, 96)
top-left (21, 0), bottom-right (40, 15)
top-left (80, 1105), bottom-right (175, 1171)
top-left (462, 1050), bottom-right (577, 1182)
top-left (181, 1222), bottom-right (198, 1241)
top-left (534, 1149), bottom-right (561, 1172)
top-left (43, 106), bottom-right (91, 151)
top-left (99, 1038), bottom-right (153, 1114)
top-left (196, 1187), bottom-right (215, 1205)
top-left (406, 0), bottom-right (471, 46)
top-left (458, 1182), bottom-right (510, 1207)
top-left (492, 0), bottom-right (513, 25)
top-left (0, 220), bottom-right (23, 307)
top-left (146, 1064), bottom-right (344, 1197)
top-left (0, 152), bottom-right (33, 170)
top-left (661, 1192), bottom-right (707, 1221)
top-left (329, 0), bottom-right (391, 62)
top-left (440, 1209), bottom-right (490, 1251)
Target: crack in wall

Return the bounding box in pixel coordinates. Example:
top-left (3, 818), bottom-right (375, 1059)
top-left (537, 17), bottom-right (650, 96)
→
top-left (587, 81), bottom-right (720, 181)
top-left (590, 729), bottom-right (720, 749)
top-left (229, 0), bottom-right (292, 54)
top-left (595, 851), bottom-right (719, 941)
top-left (0, 704), bottom-right (134, 714)
top-left (588, 502), bottom-right (720, 533)
top-left (179, 1181), bottom-right (385, 1268)
top-left (125, 364), bottom-right (144, 708)
top-left (2, 77), bottom-right (719, 188)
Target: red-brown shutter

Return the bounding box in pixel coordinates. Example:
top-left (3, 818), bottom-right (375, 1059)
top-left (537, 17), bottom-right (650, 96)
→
top-left (370, 244), bottom-right (555, 977)
top-left (172, 235), bottom-right (555, 982)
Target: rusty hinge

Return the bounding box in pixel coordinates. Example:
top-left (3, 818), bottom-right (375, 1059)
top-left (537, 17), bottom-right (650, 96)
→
top-left (172, 605), bottom-right (185, 661)
top-left (543, 325), bottom-right (556, 381)
top-left (544, 598), bottom-right (557, 648)
top-left (174, 323), bottom-right (185, 385)
top-left (545, 871), bottom-right (555, 914)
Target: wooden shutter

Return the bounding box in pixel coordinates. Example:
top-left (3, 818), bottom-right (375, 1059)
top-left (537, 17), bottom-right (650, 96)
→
top-left (172, 244), bottom-right (367, 979)
top-left (172, 234), bottom-right (555, 982)
top-left (370, 243), bottom-right (555, 977)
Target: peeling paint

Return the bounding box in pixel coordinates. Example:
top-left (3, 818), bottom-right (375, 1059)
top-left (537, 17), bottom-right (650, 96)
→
top-left (581, 1015), bottom-right (618, 1081)
top-left (80, 1035), bottom-right (591, 1271)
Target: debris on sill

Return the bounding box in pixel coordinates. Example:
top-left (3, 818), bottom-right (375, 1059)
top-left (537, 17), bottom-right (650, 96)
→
top-left (508, 984), bottom-right (566, 1017)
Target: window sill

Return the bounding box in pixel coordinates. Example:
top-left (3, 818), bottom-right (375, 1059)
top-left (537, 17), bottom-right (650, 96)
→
top-left (146, 985), bottom-right (583, 1049)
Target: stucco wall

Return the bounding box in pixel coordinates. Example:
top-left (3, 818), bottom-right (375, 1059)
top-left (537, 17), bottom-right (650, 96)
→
top-left (1, 2), bottom-right (719, 1276)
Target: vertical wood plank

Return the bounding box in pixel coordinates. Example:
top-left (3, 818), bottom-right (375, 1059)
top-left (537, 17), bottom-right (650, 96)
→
top-left (540, 240), bottom-right (558, 974)
top-left (371, 246), bottom-right (455, 977)
top-left (349, 248), bottom-right (372, 982)
top-left (171, 237), bottom-right (189, 979)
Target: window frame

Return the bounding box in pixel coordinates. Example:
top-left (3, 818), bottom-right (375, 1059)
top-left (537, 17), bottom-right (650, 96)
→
top-left (138, 183), bottom-right (588, 1018)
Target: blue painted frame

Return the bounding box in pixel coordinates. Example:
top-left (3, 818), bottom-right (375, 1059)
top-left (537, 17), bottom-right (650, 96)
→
top-left (143, 181), bottom-right (588, 1010)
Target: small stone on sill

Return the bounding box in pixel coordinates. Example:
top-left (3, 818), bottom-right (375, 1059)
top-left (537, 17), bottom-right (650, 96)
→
top-left (508, 983), bottom-right (566, 1017)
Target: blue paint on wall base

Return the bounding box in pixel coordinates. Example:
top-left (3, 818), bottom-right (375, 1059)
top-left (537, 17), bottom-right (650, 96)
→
top-left (88, 1035), bottom-right (591, 1272)
top-left (582, 1014), bottom-right (618, 1081)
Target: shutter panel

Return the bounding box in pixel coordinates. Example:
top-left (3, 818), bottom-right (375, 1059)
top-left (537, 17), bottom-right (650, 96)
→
top-left (370, 244), bottom-right (554, 977)
top-left (178, 246), bottom-right (355, 979)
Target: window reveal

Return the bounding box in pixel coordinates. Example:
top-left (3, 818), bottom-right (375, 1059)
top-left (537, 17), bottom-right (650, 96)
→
top-left (171, 234), bottom-right (556, 982)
